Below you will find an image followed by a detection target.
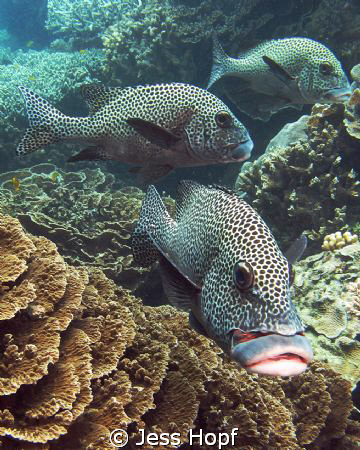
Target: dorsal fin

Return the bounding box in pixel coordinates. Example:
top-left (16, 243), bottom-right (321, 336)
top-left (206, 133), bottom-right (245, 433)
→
top-left (80, 84), bottom-right (123, 115)
top-left (175, 180), bottom-right (202, 221)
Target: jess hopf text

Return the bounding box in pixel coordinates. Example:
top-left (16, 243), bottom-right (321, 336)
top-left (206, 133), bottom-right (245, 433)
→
top-left (134, 428), bottom-right (240, 449)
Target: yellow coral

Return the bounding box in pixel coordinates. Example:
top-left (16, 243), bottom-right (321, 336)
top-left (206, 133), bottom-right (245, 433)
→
top-left (0, 214), bottom-right (358, 449)
top-left (322, 230), bottom-right (358, 251)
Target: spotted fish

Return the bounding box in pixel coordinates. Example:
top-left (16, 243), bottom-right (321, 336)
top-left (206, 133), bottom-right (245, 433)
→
top-left (207, 36), bottom-right (351, 121)
top-left (132, 181), bottom-right (313, 376)
top-left (16, 83), bottom-right (253, 182)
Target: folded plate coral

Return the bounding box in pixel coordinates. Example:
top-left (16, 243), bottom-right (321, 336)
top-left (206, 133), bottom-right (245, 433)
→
top-left (235, 102), bottom-right (360, 254)
top-left (0, 214), bottom-right (359, 448)
top-left (0, 164), bottom-right (157, 292)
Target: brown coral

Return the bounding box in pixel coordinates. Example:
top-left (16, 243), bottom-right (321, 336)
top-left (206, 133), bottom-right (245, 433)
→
top-left (0, 164), bottom-right (169, 292)
top-left (235, 102), bottom-right (360, 254)
top-left (0, 214), bottom-right (358, 448)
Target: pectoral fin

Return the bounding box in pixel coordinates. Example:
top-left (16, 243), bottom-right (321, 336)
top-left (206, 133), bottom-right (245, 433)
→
top-left (189, 311), bottom-right (208, 337)
top-left (126, 118), bottom-right (181, 148)
top-left (159, 255), bottom-right (200, 311)
top-left (262, 55), bottom-right (295, 86)
top-left (67, 146), bottom-right (109, 162)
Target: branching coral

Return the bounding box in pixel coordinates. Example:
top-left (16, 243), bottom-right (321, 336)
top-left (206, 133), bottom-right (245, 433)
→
top-left (0, 213), bottom-right (358, 448)
top-left (46, 0), bottom-right (137, 37)
top-left (101, 0), bottom-right (271, 85)
top-left (235, 103), bottom-right (360, 254)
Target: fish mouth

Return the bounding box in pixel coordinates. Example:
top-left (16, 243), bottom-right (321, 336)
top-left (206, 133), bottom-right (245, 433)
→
top-left (230, 330), bottom-right (313, 377)
top-left (322, 86), bottom-right (351, 103)
top-left (226, 136), bottom-right (254, 162)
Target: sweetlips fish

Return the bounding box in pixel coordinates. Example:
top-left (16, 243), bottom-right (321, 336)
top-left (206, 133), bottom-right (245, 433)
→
top-left (16, 83), bottom-right (253, 182)
top-left (207, 36), bottom-right (351, 121)
top-left (131, 181), bottom-right (313, 377)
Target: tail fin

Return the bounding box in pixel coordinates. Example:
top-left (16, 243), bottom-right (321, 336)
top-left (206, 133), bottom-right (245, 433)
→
top-left (16, 87), bottom-right (66, 156)
top-left (131, 185), bottom-right (174, 266)
top-left (206, 35), bottom-right (230, 89)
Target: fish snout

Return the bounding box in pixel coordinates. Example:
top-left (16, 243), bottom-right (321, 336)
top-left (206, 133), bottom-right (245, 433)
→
top-left (227, 134), bottom-right (254, 162)
top-left (230, 330), bottom-right (313, 377)
top-left (323, 86), bottom-right (351, 103)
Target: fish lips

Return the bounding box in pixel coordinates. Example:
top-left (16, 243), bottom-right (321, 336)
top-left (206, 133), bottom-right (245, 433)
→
top-left (322, 86), bottom-right (351, 103)
top-left (226, 135), bottom-right (254, 162)
top-left (230, 330), bottom-right (313, 377)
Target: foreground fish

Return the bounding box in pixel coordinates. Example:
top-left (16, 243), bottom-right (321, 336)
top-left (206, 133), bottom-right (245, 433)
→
top-left (132, 181), bottom-right (313, 376)
top-left (16, 83), bottom-right (253, 182)
top-left (207, 36), bottom-right (351, 120)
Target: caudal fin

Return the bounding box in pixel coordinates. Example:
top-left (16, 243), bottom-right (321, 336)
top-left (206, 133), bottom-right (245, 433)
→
top-left (131, 185), bottom-right (174, 266)
top-left (16, 87), bottom-right (66, 156)
top-left (207, 35), bottom-right (231, 89)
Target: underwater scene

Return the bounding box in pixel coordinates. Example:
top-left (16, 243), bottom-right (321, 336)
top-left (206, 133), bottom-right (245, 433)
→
top-left (0, 0), bottom-right (359, 448)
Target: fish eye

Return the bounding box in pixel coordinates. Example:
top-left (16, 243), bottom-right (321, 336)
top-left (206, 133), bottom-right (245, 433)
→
top-left (215, 111), bottom-right (233, 128)
top-left (233, 261), bottom-right (254, 291)
top-left (319, 62), bottom-right (333, 75)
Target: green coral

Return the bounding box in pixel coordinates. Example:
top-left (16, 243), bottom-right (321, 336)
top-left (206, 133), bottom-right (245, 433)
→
top-left (0, 163), bottom-right (174, 291)
top-left (293, 242), bottom-right (360, 387)
top-left (0, 47), bottom-right (106, 151)
top-left (235, 103), bottom-right (360, 253)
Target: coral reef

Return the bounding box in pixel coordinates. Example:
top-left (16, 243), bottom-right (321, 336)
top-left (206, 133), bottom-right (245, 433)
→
top-left (101, 0), bottom-right (276, 85)
top-left (344, 87), bottom-right (360, 141)
top-left (0, 47), bottom-right (106, 170)
top-left (322, 230), bottom-right (358, 251)
top-left (0, 163), bottom-right (156, 291)
top-left (235, 102), bottom-right (360, 254)
top-left (346, 278), bottom-right (360, 318)
top-left (293, 241), bottom-right (360, 387)
top-left (0, 213), bottom-right (359, 448)
top-left (46, 0), bottom-right (136, 40)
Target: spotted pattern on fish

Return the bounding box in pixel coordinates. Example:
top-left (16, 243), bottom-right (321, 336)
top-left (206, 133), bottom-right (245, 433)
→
top-left (132, 181), bottom-right (303, 352)
top-left (208, 37), bottom-right (350, 106)
top-left (17, 83), bottom-right (253, 181)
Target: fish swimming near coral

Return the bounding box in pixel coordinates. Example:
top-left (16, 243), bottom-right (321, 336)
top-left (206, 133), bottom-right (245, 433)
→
top-left (207, 36), bottom-right (351, 120)
top-left (16, 83), bottom-right (253, 183)
top-left (131, 181), bottom-right (313, 376)
top-left (11, 176), bottom-right (20, 192)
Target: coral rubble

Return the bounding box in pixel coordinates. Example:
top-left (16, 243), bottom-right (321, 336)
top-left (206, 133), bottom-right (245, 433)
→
top-left (0, 214), bottom-right (358, 448)
top-left (235, 102), bottom-right (360, 254)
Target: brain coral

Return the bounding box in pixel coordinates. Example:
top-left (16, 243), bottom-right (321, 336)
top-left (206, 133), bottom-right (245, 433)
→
top-left (235, 102), bottom-right (360, 254)
top-left (0, 163), bottom-right (160, 292)
top-left (0, 213), bottom-right (359, 448)
top-left (293, 241), bottom-right (360, 387)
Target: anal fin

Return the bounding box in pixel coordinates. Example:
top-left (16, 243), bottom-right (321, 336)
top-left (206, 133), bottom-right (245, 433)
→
top-left (67, 146), bottom-right (109, 162)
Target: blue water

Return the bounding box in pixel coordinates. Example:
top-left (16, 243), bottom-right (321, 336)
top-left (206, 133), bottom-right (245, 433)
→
top-left (0, 0), bottom-right (359, 447)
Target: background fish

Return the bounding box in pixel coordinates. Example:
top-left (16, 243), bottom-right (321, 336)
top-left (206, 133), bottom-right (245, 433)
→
top-left (207, 36), bottom-right (351, 121)
top-left (132, 181), bottom-right (313, 376)
top-left (17, 83), bottom-right (253, 183)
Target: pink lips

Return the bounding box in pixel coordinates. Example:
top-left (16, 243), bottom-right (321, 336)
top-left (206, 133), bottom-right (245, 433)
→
top-left (231, 331), bottom-right (313, 377)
